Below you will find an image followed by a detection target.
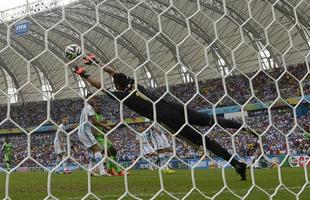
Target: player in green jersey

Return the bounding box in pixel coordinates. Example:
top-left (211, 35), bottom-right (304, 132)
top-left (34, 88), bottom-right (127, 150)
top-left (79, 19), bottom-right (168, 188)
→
top-left (1, 138), bottom-right (14, 170)
top-left (93, 103), bottom-right (127, 176)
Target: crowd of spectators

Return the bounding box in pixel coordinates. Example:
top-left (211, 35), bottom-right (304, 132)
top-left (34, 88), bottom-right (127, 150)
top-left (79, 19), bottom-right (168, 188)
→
top-left (0, 63), bottom-right (309, 168)
top-left (0, 110), bottom-right (309, 168)
top-left (0, 63), bottom-right (308, 129)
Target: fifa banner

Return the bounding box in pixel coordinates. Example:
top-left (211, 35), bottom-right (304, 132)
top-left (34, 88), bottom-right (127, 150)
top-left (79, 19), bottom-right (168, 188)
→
top-left (200, 95), bottom-right (310, 115)
top-left (15, 20), bottom-right (30, 36)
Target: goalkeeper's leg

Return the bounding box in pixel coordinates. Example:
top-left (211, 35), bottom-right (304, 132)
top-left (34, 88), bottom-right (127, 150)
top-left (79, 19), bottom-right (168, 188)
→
top-left (187, 109), bottom-right (258, 137)
top-left (160, 112), bottom-right (247, 180)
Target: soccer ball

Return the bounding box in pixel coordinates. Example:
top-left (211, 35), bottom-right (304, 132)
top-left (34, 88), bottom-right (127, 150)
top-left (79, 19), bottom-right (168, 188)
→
top-left (65, 44), bottom-right (82, 60)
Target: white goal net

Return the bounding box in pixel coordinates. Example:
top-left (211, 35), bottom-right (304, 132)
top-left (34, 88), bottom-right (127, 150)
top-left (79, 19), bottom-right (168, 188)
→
top-left (0, 0), bottom-right (310, 199)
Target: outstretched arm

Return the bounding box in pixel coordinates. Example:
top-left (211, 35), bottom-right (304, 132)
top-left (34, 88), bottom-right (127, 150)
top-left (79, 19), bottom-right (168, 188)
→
top-left (102, 65), bottom-right (117, 77)
top-left (83, 53), bottom-right (117, 77)
top-left (74, 66), bottom-right (107, 93)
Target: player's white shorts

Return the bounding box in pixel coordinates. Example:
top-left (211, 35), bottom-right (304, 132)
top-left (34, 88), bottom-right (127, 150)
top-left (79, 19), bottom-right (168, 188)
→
top-left (152, 134), bottom-right (170, 151)
top-left (78, 131), bottom-right (97, 149)
top-left (54, 141), bottom-right (65, 155)
top-left (142, 143), bottom-right (155, 155)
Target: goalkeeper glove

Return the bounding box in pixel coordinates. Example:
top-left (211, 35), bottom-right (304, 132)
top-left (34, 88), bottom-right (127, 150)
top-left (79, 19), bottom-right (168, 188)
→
top-left (83, 53), bottom-right (99, 65)
top-left (74, 66), bottom-right (90, 79)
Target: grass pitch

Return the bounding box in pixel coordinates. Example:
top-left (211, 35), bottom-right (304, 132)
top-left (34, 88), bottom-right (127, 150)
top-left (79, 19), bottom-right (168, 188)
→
top-left (0, 167), bottom-right (309, 200)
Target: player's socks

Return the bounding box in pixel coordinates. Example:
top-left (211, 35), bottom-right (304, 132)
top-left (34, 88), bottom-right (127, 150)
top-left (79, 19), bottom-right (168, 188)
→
top-left (5, 162), bottom-right (10, 170)
top-left (89, 153), bottom-right (96, 172)
top-left (61, 154), bottom-right (69, 172)
top-left (108, 161), bottom-right (121, 174)
top-left (149, 156), bottom-right (158, 170)
top-left (150, 156), bottom-right (158, 165)
top-left (94, 152), bottom-right (106, 176)
top-left (158, 154), bottom-right (165, 169)
top-left (63, 160), bottom-right (68, 172)
top-left (205, 137), bottom-right (246, 180)
top-left (235, 162), bottom-right (246, 181)
top-left (111, 156), bottom-right (121, 173)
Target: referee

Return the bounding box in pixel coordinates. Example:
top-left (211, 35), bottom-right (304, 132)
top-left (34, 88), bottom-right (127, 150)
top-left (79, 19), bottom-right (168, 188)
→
top-left (73, 54), bottom-right (253, 180)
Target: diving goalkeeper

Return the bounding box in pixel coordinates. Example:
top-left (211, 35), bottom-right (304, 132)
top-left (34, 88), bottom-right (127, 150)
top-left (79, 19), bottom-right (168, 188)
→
top-left (73, 54), bottom-right (255, 180)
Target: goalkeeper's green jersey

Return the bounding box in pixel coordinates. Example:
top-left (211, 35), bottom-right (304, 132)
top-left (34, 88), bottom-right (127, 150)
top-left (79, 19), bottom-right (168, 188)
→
top-left (94, 113), bottom-right (105, 141)
top-left (2, 143), bottom-right (14, 155)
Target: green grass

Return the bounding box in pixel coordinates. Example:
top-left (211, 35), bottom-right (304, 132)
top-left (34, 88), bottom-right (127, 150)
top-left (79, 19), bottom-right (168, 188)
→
top-left (0, 167), bottom-right (309, 200)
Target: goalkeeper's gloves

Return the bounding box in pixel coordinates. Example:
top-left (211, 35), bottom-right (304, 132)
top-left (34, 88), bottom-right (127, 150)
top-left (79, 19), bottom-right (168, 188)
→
top-left (74, 66), bottom-right (90, 79)
top-left (83, 53), bottom-right (99, 65)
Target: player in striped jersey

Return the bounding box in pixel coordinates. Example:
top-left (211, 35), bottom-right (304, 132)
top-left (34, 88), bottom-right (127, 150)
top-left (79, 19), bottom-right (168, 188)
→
top-left (150, 126), bottom-right (175, 174)
top-left (136, 129), bottom-right (157, 170)
top-left (78, 94), bottom-right (111, 176)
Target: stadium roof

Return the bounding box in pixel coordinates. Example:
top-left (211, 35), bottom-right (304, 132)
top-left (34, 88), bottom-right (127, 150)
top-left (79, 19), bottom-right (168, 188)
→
top-left (0, 0), bottom-right (309, 103)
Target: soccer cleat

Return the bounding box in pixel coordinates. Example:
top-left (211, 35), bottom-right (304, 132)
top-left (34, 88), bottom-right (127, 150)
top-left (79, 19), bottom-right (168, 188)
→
top-left (100, 172), bottom-right (111, 177)
top-left (90, 172), bottom-right (100, 177)
top-left (235, 162), bottom-right (247, 181)
top-left (64, 170), bottom-right (72, 174)
top-left (118, 170), bottom-right (130, 176)
top-left (83, 53), bottom-right (99, 65)
top-left (163, 168), bottom-right (176, 174)
top-left (107, 168), bottom-right (119, 176)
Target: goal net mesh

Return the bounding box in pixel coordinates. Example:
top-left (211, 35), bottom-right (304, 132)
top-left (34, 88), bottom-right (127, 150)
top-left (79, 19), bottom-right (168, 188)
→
top-left (0, 0), bottom-right (310, 199)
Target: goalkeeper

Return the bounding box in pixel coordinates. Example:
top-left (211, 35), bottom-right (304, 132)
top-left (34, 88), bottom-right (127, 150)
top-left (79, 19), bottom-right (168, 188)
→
top-left (93, 103), bottom-right (126, 176)
top-left (73, 54), bottom-right (256, 180)
top-left (1, 138), bottom-right (14, 170)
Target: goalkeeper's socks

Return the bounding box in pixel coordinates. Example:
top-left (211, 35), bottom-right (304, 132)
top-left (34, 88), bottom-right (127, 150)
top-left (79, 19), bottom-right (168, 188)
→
top-left (94, 152), bottom-right (105, 175)
top-left (158, 154), bottom-right (166, 169)
top-left (150, 156), bottom-right (158, 166)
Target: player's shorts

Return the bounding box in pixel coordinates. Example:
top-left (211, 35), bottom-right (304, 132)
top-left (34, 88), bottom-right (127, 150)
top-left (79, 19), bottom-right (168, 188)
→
top-left (142, 143), bottom-right (155, 155)
top-left (78, 131), bottom-right (97, 149)
top-left (54, 141), bottom-right (66, 155)
top-left (152, 134), bottom-right (170, 151)
top-left (4, 154), bottom-right (12, 162)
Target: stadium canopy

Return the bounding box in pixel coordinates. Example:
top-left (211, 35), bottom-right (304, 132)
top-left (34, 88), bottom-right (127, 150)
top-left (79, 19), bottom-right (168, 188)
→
top-left (0, 0), bottom-right (309, 103)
